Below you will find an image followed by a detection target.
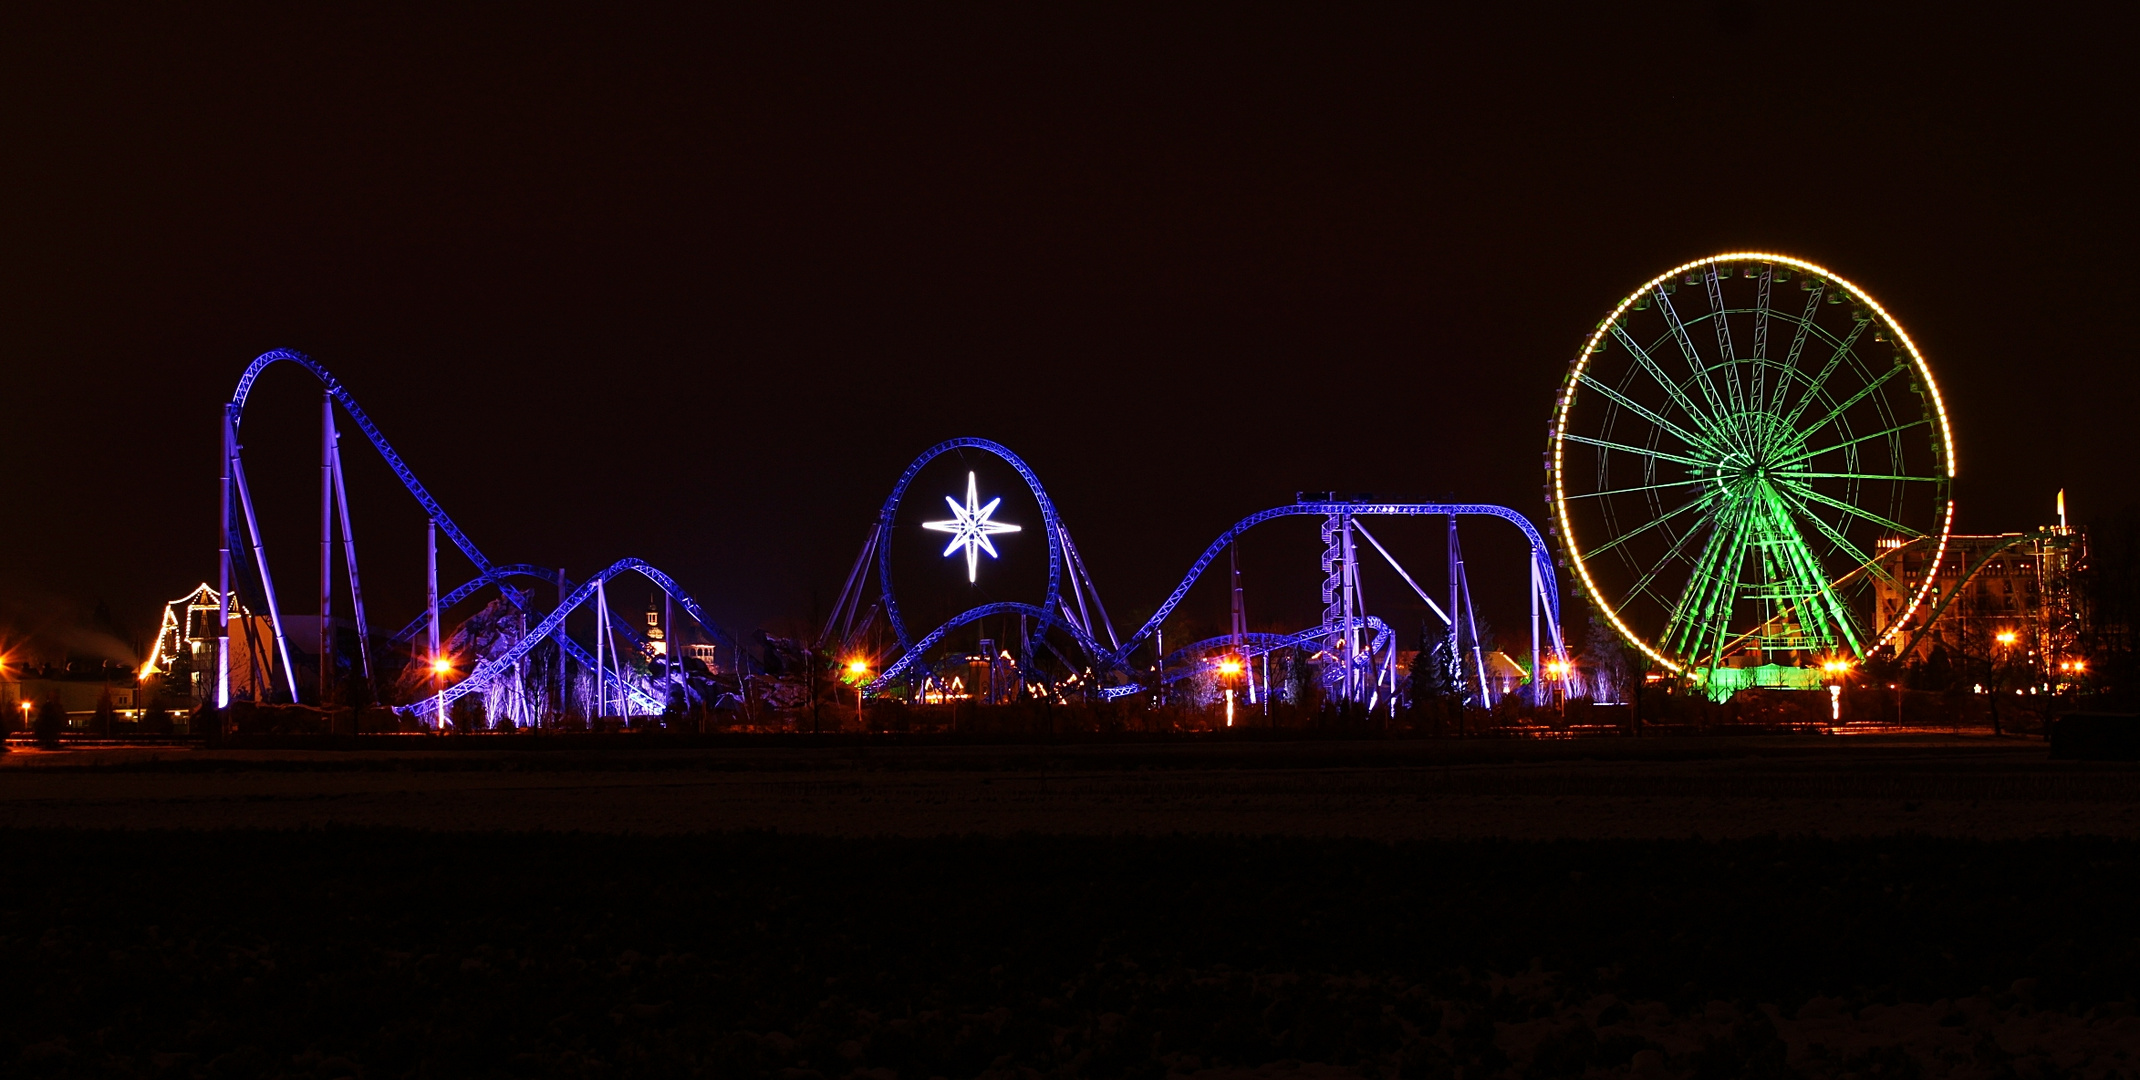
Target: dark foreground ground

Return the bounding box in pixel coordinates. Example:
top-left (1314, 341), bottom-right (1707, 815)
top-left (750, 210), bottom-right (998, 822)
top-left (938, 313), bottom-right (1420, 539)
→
top-left (5, 738), bottom-right (2139, 1078)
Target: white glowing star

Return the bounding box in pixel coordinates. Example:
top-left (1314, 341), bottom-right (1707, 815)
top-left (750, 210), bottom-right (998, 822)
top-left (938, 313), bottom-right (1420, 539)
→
top-left (922, 471), bottom-right (1021, 582)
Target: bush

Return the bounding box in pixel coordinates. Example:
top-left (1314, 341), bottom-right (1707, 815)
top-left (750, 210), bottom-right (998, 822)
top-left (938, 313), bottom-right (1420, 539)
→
top-left (141, 700), bottom-right (175, 735)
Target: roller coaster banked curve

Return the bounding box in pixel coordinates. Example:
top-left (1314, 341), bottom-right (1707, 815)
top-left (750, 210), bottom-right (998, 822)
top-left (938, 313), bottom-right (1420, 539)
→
top-left (219, 350), bottom-right (742, 722)
top-left (836, 438), bottom-right (1571, 707)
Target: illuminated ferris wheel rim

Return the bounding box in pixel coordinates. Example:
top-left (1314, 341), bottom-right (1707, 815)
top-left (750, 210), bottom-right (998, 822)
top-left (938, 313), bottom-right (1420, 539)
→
top-left (1546, 251), bottom-right (1957, 674)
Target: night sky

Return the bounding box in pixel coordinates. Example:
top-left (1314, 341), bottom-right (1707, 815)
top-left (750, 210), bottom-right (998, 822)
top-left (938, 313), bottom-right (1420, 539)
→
top-left (2, 5), bottom-right (2132, 662)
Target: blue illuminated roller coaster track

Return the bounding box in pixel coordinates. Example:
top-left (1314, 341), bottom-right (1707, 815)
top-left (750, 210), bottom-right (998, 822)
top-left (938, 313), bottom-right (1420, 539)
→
top-left (218, 349), bottom-right (741, 725)
top-left (831, 437), bottom-right (1573, 708)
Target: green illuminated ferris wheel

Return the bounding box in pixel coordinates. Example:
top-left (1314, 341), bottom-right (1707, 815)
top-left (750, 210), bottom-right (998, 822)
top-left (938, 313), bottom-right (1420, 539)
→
top-left (1547, 253), bottom-right (1955, 691)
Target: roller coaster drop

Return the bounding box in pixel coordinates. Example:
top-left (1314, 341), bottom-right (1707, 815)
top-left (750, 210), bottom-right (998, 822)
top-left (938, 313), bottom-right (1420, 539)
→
top-left (217, 355), bottom-right (1567, 726)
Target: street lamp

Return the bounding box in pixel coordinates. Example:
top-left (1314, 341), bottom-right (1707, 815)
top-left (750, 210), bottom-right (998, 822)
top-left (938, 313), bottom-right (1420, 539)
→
top-left (1216, 656), bottom-right (1245, 727)
top-left (1821, 658), bottom-right (1851, 725)
top-left (430, 655), bottom-right (452, 731)
top-left (846, 659), bottom-right (869, 723)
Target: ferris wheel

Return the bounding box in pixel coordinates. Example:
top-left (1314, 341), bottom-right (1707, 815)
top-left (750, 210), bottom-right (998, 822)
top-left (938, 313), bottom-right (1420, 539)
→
top-left (1546, 253), bottom-right (1955, 688)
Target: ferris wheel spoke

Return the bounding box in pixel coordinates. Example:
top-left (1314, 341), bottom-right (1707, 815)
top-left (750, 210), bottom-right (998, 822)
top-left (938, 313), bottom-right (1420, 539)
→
top-left (1701, 265), bottom-right (1747, 414)
top-left (1768, 483), bottom-right (1901, 589)
top-left (1697, 502), bottom-right (1757, 666)
top-left (1662, 497), bottom-right (1744, 661)
top-left (1780, 317), bottom-right (1871, 429)
top-left (1791, 361), bottom-right (1910, 442)
top-left (1776, 419), bottom-right (1929, 469)
top-left (1566, 475), bottom-right (1711, 501)
top-left (1774, 477), bottom-right (1922, 539)
top-left (1775, 471), bottom-right (1942, 484)
top-left (1653, 288), bottom-right (1733, 421)
top-left (1765, 282), bottom-right (1825, 410)
top-left (1761, 498), bottom-right (1866, 655)
top-left (1576, 372), bottom-right (1719, 453)
top-left (1560, 433), bottom-right (1710, 470)
top-left (1585, 485), bottom-right (1725, 560)
top-left (1749, 265), bottom-right (1773, 413)
top-left (1613, 494), bottom-right (1730, 620)
top-left (1609, 324), bottom-right (1718, 431)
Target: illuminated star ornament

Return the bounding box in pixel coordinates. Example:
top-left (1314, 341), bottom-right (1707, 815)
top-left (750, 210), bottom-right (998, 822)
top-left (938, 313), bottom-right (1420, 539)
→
top-left (923, 471), bottom-right (1021, 582)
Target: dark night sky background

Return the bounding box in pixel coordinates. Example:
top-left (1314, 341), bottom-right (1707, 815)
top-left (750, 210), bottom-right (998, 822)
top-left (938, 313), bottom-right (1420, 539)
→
top-left (1, 4), bottom-right (2133, 663)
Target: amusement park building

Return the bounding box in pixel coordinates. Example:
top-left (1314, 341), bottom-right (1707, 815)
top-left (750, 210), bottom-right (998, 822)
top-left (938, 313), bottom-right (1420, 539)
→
top-left (1873, 523), bottom-right (2084, 668)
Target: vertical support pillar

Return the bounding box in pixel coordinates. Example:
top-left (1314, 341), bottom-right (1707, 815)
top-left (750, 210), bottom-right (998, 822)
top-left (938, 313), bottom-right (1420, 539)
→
top-left (218, 406), bottom-right (233, 709)
top-left (1340, 510), bottom-right (1359, 702)
top-left (331, 434), bottom-right (373, 692)
top-left (557, 568), bottom-right (568, 727)
top-left (427, 519), bottom-right (441, 728)
top-left (231, 440), bottom-right (297, 701)
top-left (594, 576), bottom-right (608, 722)
top-left (1530, 554), bottom-right (1542, 708)
top-left (1447, 515), bottom-right (1460, 704)
top-left (320, 391), bottom-right (334, 709)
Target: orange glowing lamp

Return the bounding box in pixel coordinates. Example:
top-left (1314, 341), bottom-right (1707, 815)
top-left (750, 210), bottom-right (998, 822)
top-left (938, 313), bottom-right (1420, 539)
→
top-left (1996, 631), bottom-right (2018, 646)
top-left (1216, 657), bottom-right (1244, 678)
top-left (431, 657), bottom-right (454, 676)
top-left (846, 659), bottom-right (870, 678)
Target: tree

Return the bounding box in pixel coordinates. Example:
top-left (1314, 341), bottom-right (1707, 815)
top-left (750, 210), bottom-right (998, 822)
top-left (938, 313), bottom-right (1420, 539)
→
top-left (89, 688), bottom-right (119, 736)
top-left (1408, 626), bottom-right (1466, 735)
top-left (142, 699), bottom-right (174, 736)
top-left (34, 693), bottom-right (66, 748)
top-left (1584, 618), bottom-right (1645, 705)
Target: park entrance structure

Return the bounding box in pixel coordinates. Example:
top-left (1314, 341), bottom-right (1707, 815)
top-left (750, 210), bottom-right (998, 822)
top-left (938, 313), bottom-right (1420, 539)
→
top-left (1547, 253), bottom-right (1956, 699)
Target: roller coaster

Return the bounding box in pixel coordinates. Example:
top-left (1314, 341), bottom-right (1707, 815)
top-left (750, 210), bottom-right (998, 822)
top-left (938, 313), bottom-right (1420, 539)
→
top-left (211, 356), bottom-right (1569, 727)
top-left (214, 349), bottom-right (744, 726)
top-left (818, 438), bottom-right (1571, 711)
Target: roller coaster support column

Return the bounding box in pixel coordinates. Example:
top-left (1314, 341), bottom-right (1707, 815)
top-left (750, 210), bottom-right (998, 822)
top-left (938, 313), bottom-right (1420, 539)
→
top-left (1530, 553), bottom-right (1541, 708)
top-left (230, 418), bottom-right (297, 703)
top-left (330, 423), bottom-right (373, 694)
top-left (1343, 516), bottom-right (1361, 700)
top-left (427, 519), bottom-right (441, 727)
top-left (218, 407), bottom-right (233, 710)
top-left (321, 391), bottom-right (334, 708)
top-left (1447, 515), bottom-right (1459, 699)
